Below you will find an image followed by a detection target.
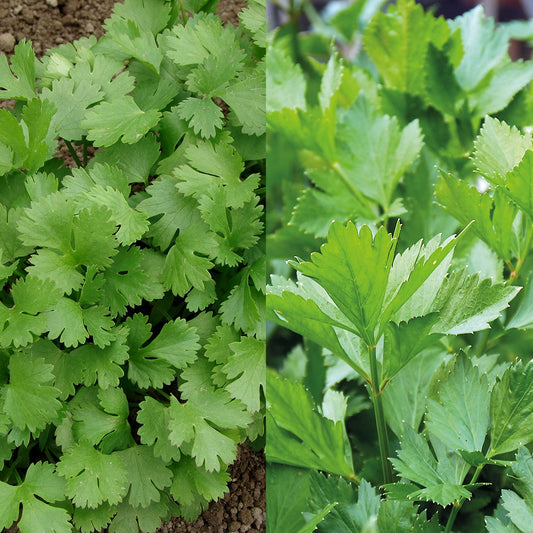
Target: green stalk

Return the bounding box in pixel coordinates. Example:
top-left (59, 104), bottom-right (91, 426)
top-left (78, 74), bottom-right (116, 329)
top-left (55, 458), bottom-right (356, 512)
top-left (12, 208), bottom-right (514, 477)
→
top-left (64, 139), bottom-right (83, 168)
top-left (368, 343), bottom-right (393, 484)
top-left (178, 0), bottom-right (188, 22)
top-left (444, 465), bottom-right (483, 533)
top-left (82, 138), bottom-right (88, 167)
top-left (332, 162), bottom-right (374, 209)
top-left (509, 223), bottom-right (533, 284)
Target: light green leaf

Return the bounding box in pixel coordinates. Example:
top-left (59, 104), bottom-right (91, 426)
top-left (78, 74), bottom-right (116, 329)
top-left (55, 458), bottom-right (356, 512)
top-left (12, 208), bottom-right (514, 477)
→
top-left (267, 274), bottom-right (368, 378)
top-left (503, 149), bottom-right (533, 220)
top-left (170, 455), bottom-right (230, 514)
top-left (266, 371), bottom-right (355, 479)
top-left (449, 5), bottom-right (509, 91)
top-left (382, 315), bottom-right (439, 384)
top-left (363, 0), bottom-right (449, 95)
top-left (472, 117), bottom-right (532, 184)
top-left (390, 427), bottom-right (471, 506)
top-left (435, 173), bottom-right (519, 262)
top-left (336, 99), bottom-right (423, 209)
top-left (73, 503), bottom-right (116, 533)
top-left (384, 346), bottom-right (448, 438)
top-left (469, 59), bottom-right (533, 117)
top-left (266, 464), bottom-right (322, 533)
top-left (41, 77), bottom-right (103, 140)
top-left (426, 353), bottom-right (490, 453)
top-left (291, 222), bottom-right (398, 345)
top-left (266, 43), bottom-right (306, 113)
top-left (430, 269), bottom-right (519, 335)
top-left (490, 359), bottom-right (533, 456)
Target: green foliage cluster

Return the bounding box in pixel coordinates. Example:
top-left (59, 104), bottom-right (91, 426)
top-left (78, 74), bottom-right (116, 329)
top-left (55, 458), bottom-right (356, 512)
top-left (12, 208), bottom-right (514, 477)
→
top-left (266, 0), bottom-right (533, 531)
top-left (0, 0), bottom-right (265, 531)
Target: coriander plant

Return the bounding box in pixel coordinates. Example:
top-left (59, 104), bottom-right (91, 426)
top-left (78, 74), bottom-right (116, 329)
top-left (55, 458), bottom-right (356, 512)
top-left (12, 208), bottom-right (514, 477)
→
top-left (0, 0), bottom-right (265, 531)
top-left (267, 1), bottom-right (533, 531)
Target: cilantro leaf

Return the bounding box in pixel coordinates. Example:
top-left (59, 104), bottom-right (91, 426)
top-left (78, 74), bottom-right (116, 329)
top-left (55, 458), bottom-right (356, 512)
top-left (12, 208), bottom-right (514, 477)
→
top-left (19, 196), bottom-right (119, 294)
top-left (107, 0), bottom-right (171, 34)
top-left (164, 14), bottom-right (244, 68)
top-left (198, 190), bottom-right (263, 266)
top-left (0, 40), bottom-right (36, 100)
top-left (99, 20), bottom-right (163, 73)
top-left (56, 442), bottom-right (128, 509)
top-left (162, 222), bottom-right (215, 296)
top-left (102, 247), bottom-right (165, 317)
top-left (177, 97), bottom-right (224, 139)
top-left (117, 445), bottom-right (172, 508)
top-left (137, 397), bottom-right (181, 463)
top-left (218, 67), bottom-right (266, 136)
top-left (0, 463), bottom-right (70, 533)
top-left (138, 174), bottom-right (197, 250)
top-left (221, 264), bottom-right (264, 337)
top-left (81, 97), bottom-right (161, 147)
top-left (41, 77), bottom-right (103, 141)
top-left (71, 387), bottom-right (133, 453)
top-left (2, 351), bottom-right (61, 433)
top-left (0, 277), bottom-right (61, 347)
top-left (239, 0), bottom-right (266, 47)
top-left (126, 313), bottom-right (199, 389)
top-left (168, 389), bottom-right (252, 471)
top-left (73, 503), bottom-right (116, 533)
top-left (170, 455), bottom-right (230, 521)
top-left (108, 497), bottom-right (173, 533)
top-left (70, 330), bottom-right (128, 388)
top-left (176, 140), bottom-right (258, 208)
top-left (222, 335), bottom-right (265, 413)
top-left (89, 133), bottom-right (160, 185)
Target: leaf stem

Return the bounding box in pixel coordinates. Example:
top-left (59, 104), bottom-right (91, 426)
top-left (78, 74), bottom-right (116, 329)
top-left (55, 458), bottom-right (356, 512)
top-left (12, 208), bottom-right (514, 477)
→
top-left (444, 464), bottom-right (483, 533)
top-left (473, 329), bottom-right (489, 358)
top-left (178, 0), bottom-right (188, 21)
top-left (368, 343), bottom-right (393, 484)
top-left (331, 162), bottom-right (373, 209)
top-left (82, 137), bottom-right (88, 167)
top-left (509, 224), bottom-right (533, 284)
top-left (63, 139), bottom-right (83, 168)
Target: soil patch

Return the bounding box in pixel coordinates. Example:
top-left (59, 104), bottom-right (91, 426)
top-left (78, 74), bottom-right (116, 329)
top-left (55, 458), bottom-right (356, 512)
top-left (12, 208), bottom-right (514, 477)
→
top-left (0, 0), bottom-right (116, 56)
top-left (0, 1), bottom-right (266, 532)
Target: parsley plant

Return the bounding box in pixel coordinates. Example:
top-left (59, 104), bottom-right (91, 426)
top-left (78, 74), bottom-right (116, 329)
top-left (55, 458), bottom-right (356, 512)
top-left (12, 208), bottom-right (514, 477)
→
top-left (267, 1), bottom-right (533, 531)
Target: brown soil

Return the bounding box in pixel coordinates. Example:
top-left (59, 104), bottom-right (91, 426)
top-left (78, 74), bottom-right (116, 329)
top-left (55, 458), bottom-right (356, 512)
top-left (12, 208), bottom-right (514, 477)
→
top-left (0, 0), bottom-right (116, 56)
top-left (159, 445), bottom-right (266, 533)
top-left (0, 1), bottom-right (265, 533)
